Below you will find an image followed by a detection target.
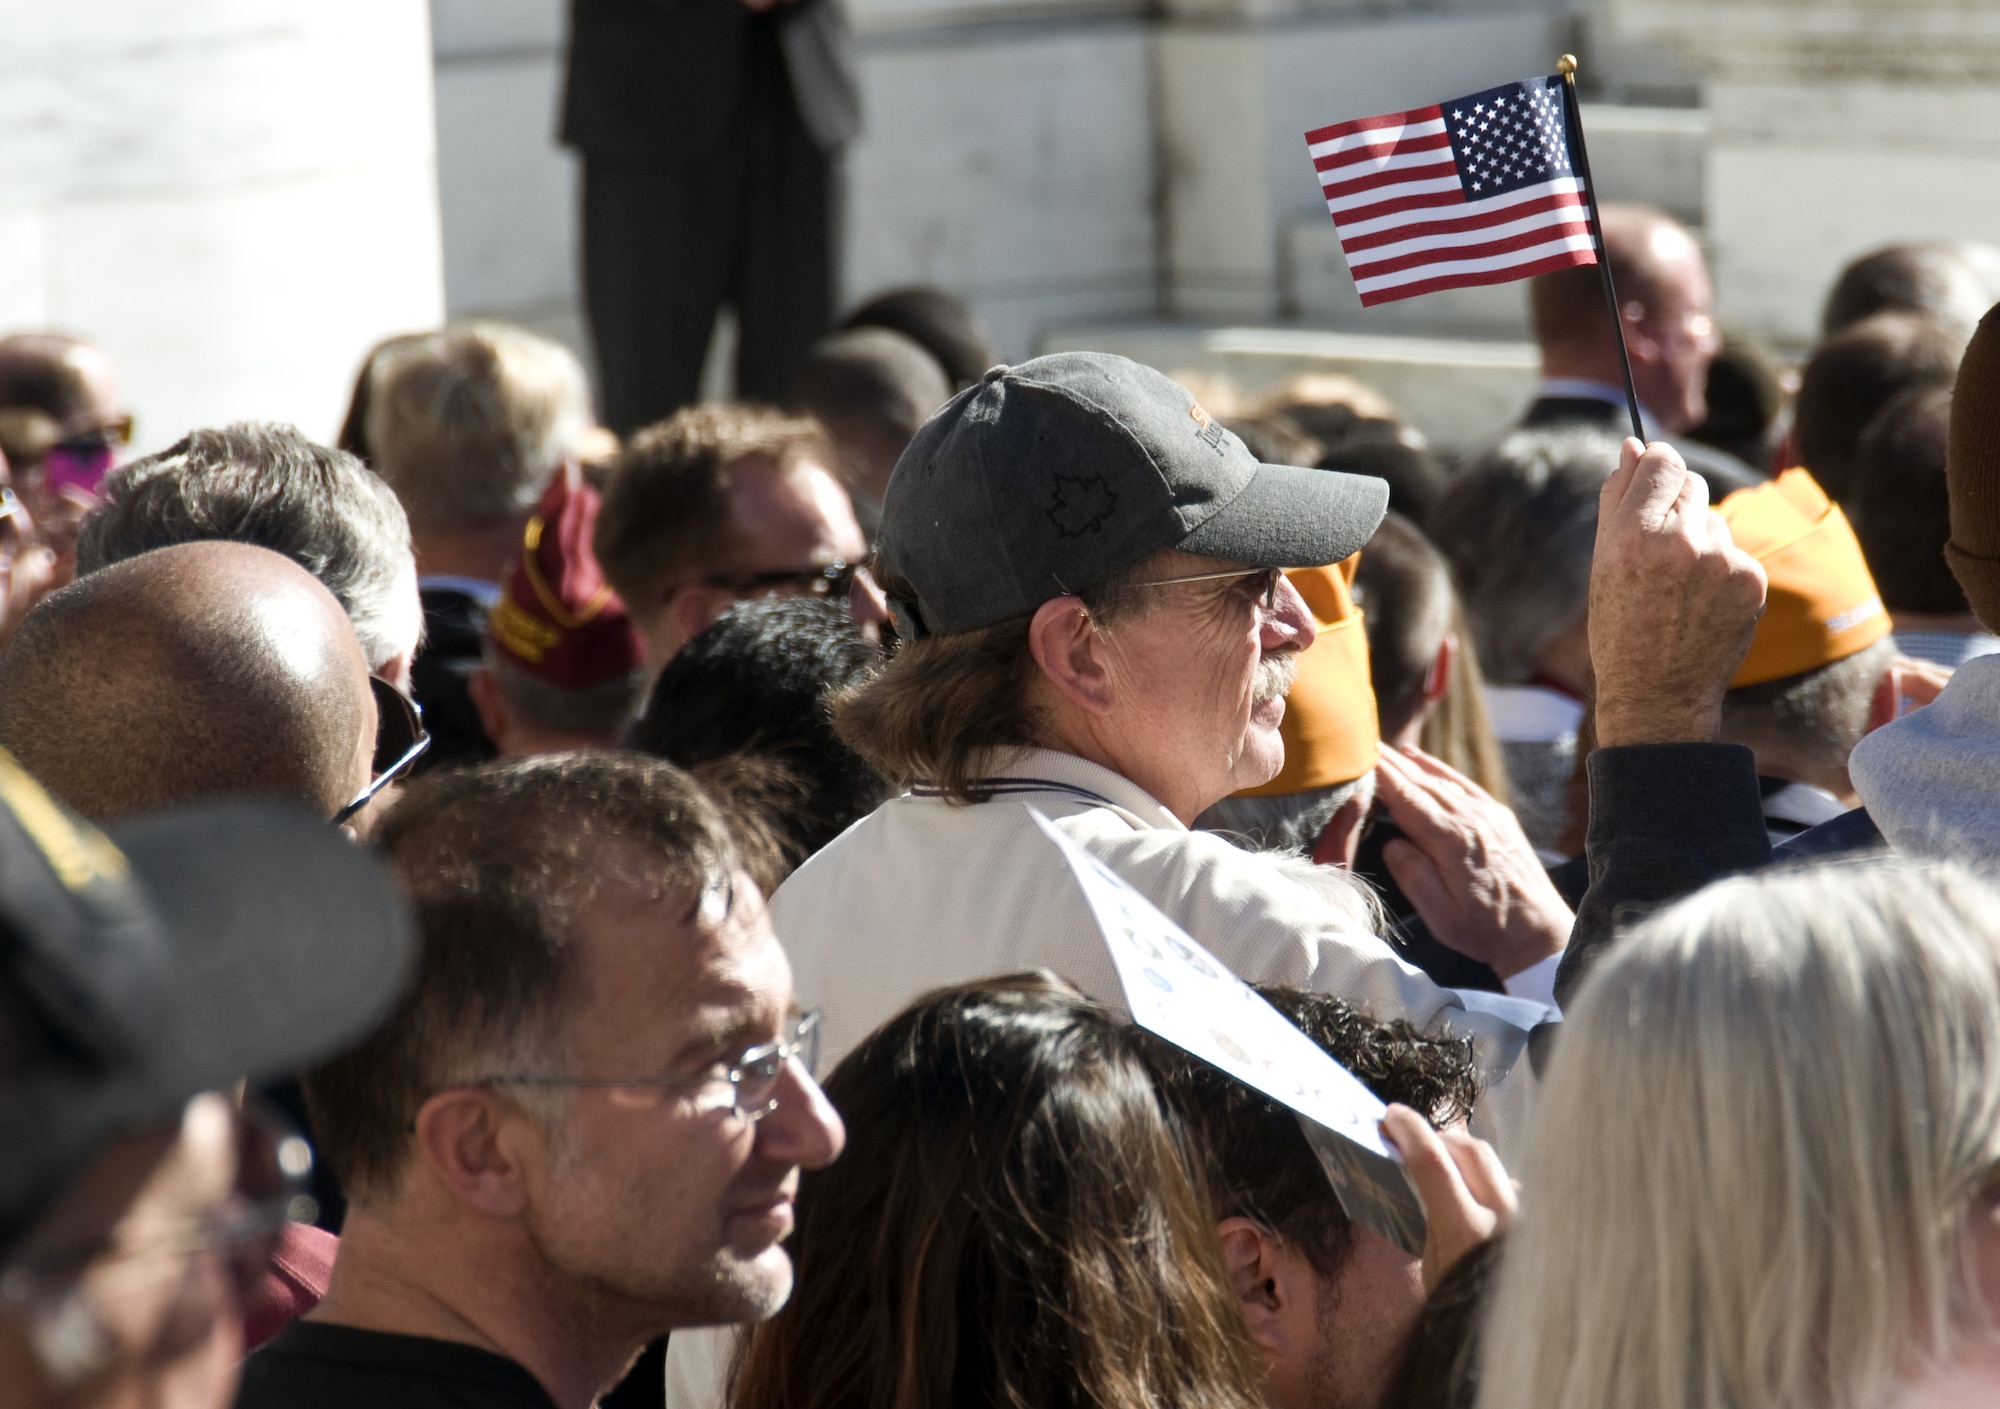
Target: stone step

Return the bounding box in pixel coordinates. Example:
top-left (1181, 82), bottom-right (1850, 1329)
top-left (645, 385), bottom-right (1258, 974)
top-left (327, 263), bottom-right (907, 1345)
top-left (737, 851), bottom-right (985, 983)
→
top-left (1037, 323), bottom-right (1537, 452)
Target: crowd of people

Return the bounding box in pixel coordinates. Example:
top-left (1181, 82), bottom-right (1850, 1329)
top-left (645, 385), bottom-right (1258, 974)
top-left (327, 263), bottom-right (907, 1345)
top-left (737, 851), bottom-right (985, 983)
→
top-left (4, 207), bottom-right (2000, 1409)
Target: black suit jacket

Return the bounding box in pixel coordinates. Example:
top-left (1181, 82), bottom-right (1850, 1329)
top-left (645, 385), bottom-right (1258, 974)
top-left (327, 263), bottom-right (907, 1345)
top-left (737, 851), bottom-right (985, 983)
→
top-left (561, 0), bottom-right (859, 161)
top-left (1521, 396), bottom-right (1765, 502)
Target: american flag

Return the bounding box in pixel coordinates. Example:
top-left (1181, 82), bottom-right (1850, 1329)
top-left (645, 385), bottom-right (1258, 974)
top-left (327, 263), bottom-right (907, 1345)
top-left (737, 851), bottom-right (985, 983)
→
top-left (1306, 75), bottom-right (1598, 307)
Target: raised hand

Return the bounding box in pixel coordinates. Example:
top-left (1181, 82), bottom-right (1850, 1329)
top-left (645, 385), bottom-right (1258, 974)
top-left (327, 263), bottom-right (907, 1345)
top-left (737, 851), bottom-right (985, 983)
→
top-left (1589, 438), bottom-right (1767, 747)
top-left (1380, 1103), bottom-right (1516, 1292)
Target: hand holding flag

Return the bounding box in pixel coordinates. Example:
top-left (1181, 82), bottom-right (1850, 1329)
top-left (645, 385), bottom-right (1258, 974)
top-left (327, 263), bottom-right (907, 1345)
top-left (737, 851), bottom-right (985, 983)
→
top-left (1306, 59), bottom-right (1646, 439)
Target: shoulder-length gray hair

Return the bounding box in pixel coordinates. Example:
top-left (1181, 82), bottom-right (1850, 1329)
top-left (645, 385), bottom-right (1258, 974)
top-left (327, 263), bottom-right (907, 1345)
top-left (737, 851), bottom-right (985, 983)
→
top-left (1479, 858), bottom-right (2000, 1409)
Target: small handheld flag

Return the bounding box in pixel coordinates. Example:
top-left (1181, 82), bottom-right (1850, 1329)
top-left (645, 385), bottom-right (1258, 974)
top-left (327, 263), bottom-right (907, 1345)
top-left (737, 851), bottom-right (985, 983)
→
top-left (1307, 73), bottom-right (1594, 306)
top-left (1305, 58), bottom-right (1644, 439)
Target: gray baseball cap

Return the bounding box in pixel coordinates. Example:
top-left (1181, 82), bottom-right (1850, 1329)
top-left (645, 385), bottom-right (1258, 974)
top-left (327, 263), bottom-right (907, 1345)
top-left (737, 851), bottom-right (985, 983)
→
top-left (876, 352), bottom-right (1389, 637)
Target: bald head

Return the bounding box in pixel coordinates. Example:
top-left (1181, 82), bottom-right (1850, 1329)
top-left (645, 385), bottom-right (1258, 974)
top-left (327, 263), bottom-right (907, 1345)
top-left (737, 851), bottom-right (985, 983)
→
top-left (1530, 204), bottom-right (1719, 432)
top-left (791, 326), bottom-right (952, 509)
top-left (0, 541), bottom-right (375, 821)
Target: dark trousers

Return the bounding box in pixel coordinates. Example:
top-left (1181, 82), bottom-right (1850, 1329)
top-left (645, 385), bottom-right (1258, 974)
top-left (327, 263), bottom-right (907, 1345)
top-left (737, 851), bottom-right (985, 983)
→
top-left (580, 36), bottom-right (835, 434)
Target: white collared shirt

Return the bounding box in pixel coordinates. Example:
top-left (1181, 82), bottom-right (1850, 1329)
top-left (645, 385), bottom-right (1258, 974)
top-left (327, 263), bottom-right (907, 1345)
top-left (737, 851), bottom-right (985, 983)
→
top-left (1536, 376), bottom-right (1662, 439)
top-left (770, 747), bottom-right (1547, 1151)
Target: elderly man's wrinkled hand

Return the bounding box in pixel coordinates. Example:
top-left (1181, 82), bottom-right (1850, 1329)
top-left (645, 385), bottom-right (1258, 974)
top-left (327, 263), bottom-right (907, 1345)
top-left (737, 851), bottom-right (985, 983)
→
top-left (1374, 746), bottom-right (1572, 978)
top-left (1589, 438), bottom-right (1767, 747)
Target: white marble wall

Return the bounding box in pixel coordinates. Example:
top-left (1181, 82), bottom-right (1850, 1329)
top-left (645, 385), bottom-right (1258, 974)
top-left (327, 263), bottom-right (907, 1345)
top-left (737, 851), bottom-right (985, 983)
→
top-left (428, 0), bottom-right (1157, 371)
top-left (0, 1), bottom-right (446, 451)
top-left (430, 0), bottom-right (585, 356)
top-left (1156, 6), bottom-right (1565, 321)
top-left (1604, 0), bottom-right (2000, 344)
top-left (843, 12), bottom-right (1159, 359)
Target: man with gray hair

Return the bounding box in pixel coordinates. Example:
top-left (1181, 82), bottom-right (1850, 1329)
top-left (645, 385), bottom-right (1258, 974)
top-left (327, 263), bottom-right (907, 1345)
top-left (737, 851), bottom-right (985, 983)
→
top-left (663, 353), bottom-right (1773, 1404)
top-left (77, 422), bottom-right (423, 690)
top-left (1427, 427), bottom-right (1620, 852)
top-left (366, 322), bottom-right (603, 767)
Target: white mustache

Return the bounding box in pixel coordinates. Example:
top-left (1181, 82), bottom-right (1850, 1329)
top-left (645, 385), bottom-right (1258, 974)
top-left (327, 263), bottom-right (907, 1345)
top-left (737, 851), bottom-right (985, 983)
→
top-left (1252, 651), bottom-right (1301, 706)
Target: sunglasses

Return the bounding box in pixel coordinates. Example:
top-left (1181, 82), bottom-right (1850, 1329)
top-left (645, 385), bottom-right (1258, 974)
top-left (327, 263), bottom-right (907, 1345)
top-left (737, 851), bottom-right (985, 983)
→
top-left (702, 560), bottom-right (865, 601)
top-left (332, 676), bottom-right (430, 826)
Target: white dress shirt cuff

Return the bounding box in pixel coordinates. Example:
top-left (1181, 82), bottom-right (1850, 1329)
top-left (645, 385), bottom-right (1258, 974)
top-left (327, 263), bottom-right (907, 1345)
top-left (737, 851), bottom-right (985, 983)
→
top-left (1501, 950), bottom-right (1563, 1009)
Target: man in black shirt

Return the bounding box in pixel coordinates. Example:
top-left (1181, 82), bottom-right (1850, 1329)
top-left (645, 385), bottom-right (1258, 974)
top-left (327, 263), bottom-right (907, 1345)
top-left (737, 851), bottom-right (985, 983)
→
top-left (236, 754), bottom-right (846, 1409)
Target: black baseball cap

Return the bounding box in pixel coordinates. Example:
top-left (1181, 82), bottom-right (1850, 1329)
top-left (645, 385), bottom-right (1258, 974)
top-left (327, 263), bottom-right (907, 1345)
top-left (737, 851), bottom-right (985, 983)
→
top-left (0, 751), bottom-right (414, 1253)
top-left (876, 352), bottom-right (1390, 637)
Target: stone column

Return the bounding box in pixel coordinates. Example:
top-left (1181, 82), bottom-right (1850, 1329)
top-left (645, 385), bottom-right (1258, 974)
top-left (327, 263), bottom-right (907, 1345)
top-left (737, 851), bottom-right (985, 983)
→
top-left (1604, 0), bottom-right (2000, 343)
top-left (1154, 0), bottom-right (1566, 323)
top-left (0, 0), bottom-right (445, 449)
top-left (841, 0), bottom-right (1161, 358)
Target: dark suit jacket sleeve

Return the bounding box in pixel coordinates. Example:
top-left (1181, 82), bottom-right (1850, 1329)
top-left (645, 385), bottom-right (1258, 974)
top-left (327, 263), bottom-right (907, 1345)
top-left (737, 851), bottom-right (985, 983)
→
top-left (1555, 743), bottom-right (1771, 1006)
top-left (562, 0), bottom-right (857, 158)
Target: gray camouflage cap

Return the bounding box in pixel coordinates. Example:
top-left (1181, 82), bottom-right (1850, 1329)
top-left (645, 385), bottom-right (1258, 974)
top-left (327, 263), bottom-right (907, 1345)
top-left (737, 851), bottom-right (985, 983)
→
top-left (876, 352), bottom-right (1389, 637)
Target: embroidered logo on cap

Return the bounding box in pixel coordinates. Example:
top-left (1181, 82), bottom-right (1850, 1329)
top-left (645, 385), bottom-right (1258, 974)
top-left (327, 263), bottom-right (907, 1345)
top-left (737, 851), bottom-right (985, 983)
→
top-left (0, 748), bottom-right (130, 891)
top-left (1188, 401), bottom-right (1228, 453)
top-left (1046, 473), bottom-right (1118, 537)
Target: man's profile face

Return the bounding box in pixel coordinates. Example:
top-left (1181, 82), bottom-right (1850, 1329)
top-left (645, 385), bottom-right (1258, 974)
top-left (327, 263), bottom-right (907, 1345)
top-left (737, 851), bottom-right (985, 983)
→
top-left (1629, 227), bottom-right (1721, 435)
top-left (1297, 1227), bottom-right (1425, 1409)
top-left (725, 455), bottom-right (867, 599)
top-left (1098, 552), bottom-right (1315, 818)
top-left (515, 852), bottom-right (845, 1332)
top-left (642, 454), bottom-right (875, 665)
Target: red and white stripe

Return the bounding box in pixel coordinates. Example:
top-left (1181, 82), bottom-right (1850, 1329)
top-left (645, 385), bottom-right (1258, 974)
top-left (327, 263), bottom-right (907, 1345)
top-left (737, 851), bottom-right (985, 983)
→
top-left (1305, 103), bottom-right (1597, 306)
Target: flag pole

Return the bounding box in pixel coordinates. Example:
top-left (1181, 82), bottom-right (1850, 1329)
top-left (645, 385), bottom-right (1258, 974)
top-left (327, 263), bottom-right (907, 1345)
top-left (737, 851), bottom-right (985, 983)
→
top-left (1557, 54), bottom-right (1646, 443)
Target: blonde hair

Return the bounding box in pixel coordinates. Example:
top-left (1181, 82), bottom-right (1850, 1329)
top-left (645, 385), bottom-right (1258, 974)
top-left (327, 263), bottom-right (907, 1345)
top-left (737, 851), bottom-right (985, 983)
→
top-left (1479, 858), bottom-right (2000, 1409)
top-left (365, 322), bottom-right (595, 534)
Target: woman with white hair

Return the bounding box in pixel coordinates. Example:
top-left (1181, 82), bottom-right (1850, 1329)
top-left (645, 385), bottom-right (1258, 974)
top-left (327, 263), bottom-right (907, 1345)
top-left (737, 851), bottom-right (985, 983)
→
top-left (1478, 858), bottom-right (2000, 1409)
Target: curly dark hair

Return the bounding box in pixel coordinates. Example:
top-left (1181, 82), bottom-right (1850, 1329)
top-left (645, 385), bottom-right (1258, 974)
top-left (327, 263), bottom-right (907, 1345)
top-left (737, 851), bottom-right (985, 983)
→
top-left (1142, 985), bottom-right (1479, 1280)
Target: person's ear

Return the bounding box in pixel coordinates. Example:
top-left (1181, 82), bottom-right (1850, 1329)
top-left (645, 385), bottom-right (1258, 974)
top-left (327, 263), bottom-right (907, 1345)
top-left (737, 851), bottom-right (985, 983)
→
top-left (378, 651), bottom-right (415, 696)
top-left (1028, 595), bottom-right (1117, 716)
top-left (1422, 633), bottom-right (1456, 707)
top-left (1216, 1216), bottom-right (1290, 1356)
top-left (666, 583), bottom-right (732, 651)
top-left (1619, 302), bottom-right (1662, 366)
top-left (411, 1089), bottom-right (536, 1219)
top-left (467, 665), bottom-right (511, 754)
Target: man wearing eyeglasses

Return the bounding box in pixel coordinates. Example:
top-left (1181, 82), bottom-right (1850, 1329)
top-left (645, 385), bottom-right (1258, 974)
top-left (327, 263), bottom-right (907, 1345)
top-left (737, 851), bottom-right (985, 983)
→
top-left (595, 404), bottom-right (890, 677)
top-left (1523, 202), bottom-right (1763, 499)
top-left (236, 754), bottom-right (844, 1409)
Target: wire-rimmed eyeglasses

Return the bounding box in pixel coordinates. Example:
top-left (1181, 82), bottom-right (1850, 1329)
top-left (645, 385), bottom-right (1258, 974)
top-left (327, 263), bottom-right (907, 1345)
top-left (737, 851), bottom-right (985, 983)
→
top-left (476, 1009), bottom-right (823, 1125)
top-left (332, 676), bottom-right (431, 827)
top-left (1124, 566), bottom-right (1282, 611)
